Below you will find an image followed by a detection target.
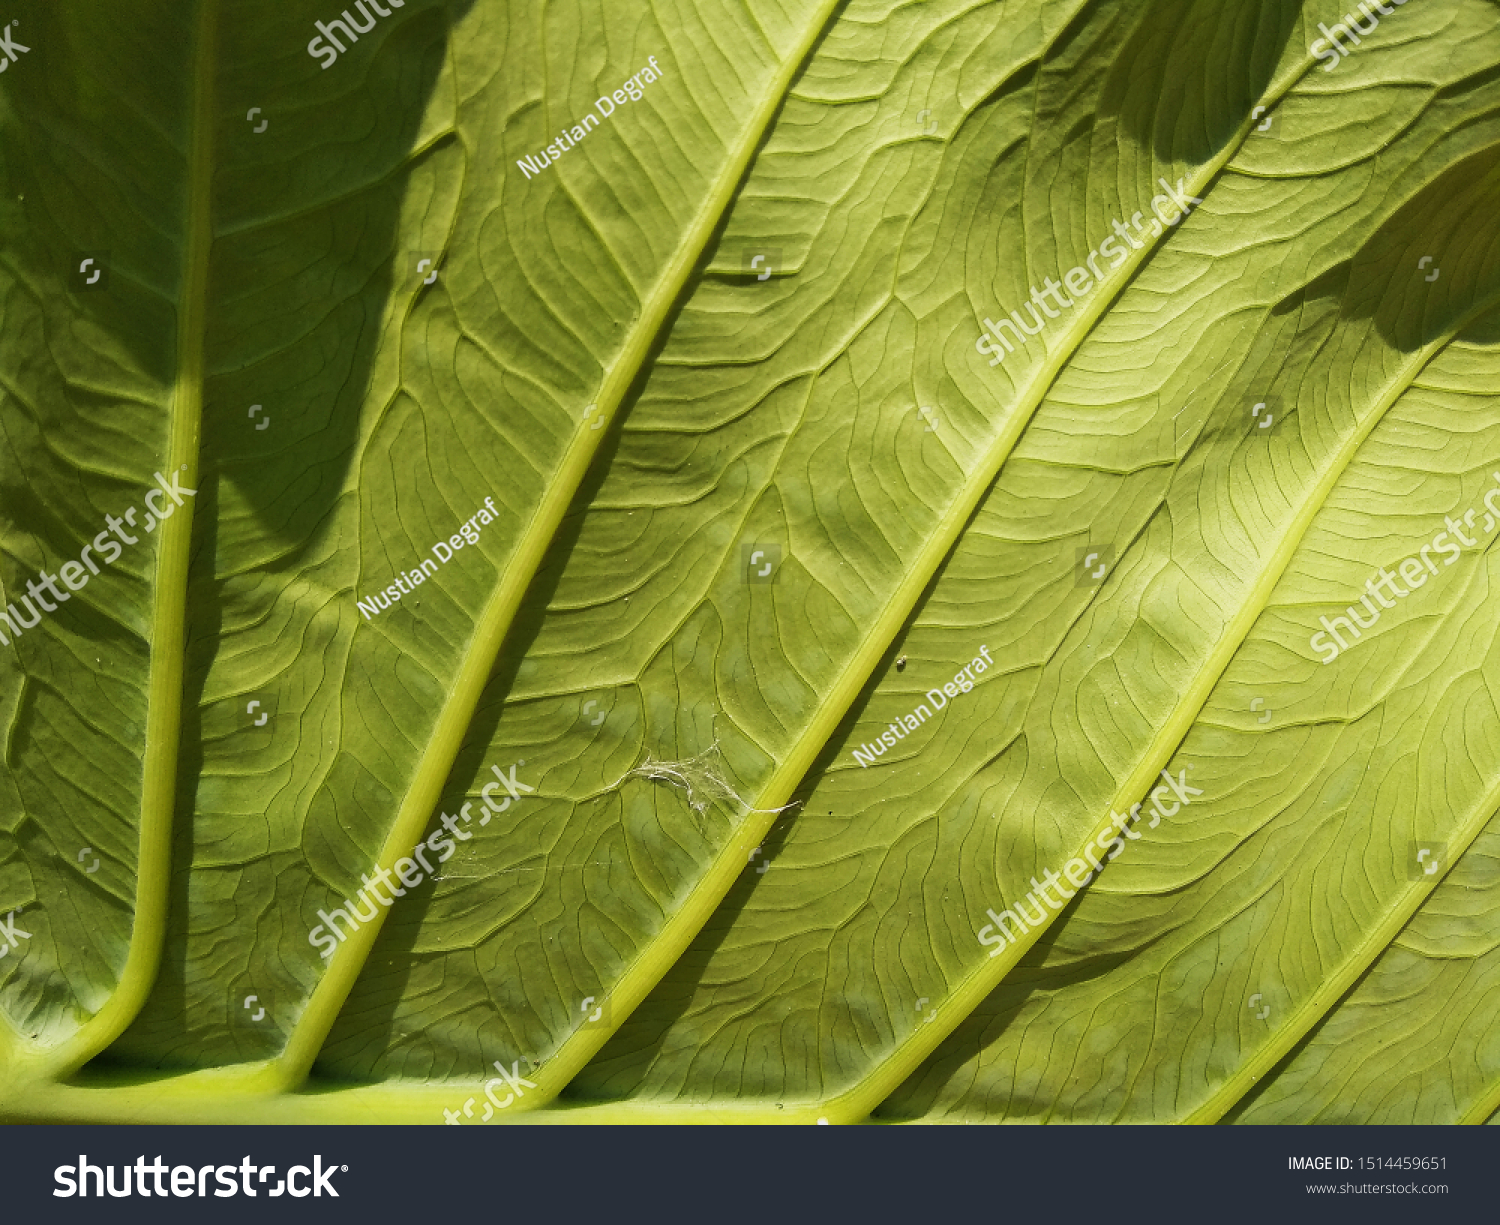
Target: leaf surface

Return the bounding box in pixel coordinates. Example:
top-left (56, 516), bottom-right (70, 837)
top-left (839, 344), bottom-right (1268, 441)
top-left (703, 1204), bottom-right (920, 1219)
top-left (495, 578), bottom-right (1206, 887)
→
top-left (1, 0), bottom-right (1497, 1125)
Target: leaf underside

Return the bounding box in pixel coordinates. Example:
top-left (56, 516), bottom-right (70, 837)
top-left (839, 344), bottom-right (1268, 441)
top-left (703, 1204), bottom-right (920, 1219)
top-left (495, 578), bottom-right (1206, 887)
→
top-left (1, 0), bottom-right (1498, 1125)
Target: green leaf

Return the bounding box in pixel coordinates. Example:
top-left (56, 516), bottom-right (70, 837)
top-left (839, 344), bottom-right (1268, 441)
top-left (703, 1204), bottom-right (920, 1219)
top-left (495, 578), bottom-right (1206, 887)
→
top-left (1231, 827), bottom-right (1500, 1125)
top-left (2, 0), bottom-right (1498, 1126)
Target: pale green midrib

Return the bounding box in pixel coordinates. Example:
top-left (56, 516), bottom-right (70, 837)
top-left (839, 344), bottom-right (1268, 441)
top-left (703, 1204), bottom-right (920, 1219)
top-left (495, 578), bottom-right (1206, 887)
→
top-left (0, 1072), bottom-right (827, 1124)
top-left (1194, 788), bottom-right (1500, 1125)
top-left (502, 48), bottom-right (1324, 1114)
top-left (25, 3), bottom-right (217, 1085)
top-left (264, 0), bottom-right (852, 1094)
